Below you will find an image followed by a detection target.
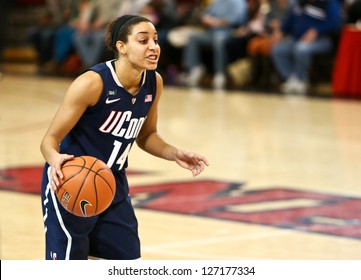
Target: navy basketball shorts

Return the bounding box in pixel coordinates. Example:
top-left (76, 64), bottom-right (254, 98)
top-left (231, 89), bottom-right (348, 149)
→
top-left (41, 165), bottom-right (141, 260)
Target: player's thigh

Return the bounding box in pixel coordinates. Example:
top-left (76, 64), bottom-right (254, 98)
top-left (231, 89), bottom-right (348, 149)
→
top-left (89, 196), bottom-right (140, 259)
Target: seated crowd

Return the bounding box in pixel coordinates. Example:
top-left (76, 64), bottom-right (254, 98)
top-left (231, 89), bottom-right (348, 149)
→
top-left (27, 0), bottom-right (360, 95)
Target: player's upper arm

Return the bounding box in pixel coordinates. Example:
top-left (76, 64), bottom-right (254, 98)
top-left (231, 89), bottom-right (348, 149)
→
top-left (45, 71), bottom-right (103, 143)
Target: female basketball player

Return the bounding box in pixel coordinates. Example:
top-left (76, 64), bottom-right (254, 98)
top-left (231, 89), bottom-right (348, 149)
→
top-left (40, 15), bottom-right (209, 260)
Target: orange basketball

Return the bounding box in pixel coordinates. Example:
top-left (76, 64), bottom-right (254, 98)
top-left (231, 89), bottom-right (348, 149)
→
top-left (56, 156), bottom-right (116, 217)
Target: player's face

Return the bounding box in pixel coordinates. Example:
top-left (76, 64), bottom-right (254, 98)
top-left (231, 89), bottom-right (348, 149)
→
top-left (125, 22), bottom-right (160, 70)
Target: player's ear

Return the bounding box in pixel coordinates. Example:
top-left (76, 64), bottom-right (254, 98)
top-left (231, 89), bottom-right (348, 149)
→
top-left (116, 41), bottom-right (127, 55)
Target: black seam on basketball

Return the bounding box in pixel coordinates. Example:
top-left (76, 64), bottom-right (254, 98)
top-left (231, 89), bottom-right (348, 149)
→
top-left (95, 168), bottom-right (116, 196)
top-left (78, 156), bottom-right (87, 167)
top-left (57, 165), bottom-right (84, 213)
top-left (61, 164), bottom-right (88, 168)
top-left (59, 157), bottom-right (113, 216)
top-left (92, 159), bottom-right (104, 215)
top-left (92, 167), bottom-right (115, 215)
top-left (71, 162), bottom-right (97, 215)
top-left (73, 159), bottom-right (99, 216)
top-left (59, 166), bottom-right (91, 190)
top-left (60, 166), bottom-right (84, 183)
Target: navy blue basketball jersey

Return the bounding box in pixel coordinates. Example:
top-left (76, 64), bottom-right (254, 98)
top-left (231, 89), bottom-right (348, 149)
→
top-left (60, 60), bottom-right (157, 201)
top-left (41, 60), bottom-right (153, 259)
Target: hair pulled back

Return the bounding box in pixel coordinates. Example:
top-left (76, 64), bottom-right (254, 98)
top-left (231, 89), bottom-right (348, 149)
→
top-left (105, 15), bottom-right (152, 58)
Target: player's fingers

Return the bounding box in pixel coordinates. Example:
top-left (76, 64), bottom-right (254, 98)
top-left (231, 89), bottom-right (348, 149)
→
top-left (56, 167), bottom-right (64, 180)
top-left (191, 153), bottom-right (209, 167)
top-left (192, 163), bottom-right (204, 177)
top-left (49, 169), bottom-right (60, 192)
top-left (198, 156), bottom-right (209, 166)
top-left (50, 168), bottom-right (59, 191)
top-left (51, 179), bottom-right (58, 192)
top-left (192, 168), bottom-right (198, 177)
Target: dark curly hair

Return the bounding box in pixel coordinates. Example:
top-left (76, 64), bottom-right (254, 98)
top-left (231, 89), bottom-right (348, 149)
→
top-left (105, 15), bottom-right (152, 59)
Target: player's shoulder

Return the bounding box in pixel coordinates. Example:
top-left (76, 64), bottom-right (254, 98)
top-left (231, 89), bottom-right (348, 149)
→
top-left (153, 71), bottom-right (163, 97)
top-left (153, 71), bottom-right (163, 87)
top-left (155, 71), bottom-right (163, 81)
top-left (68, 70), bottom-right (103, 104)
top-left (143, 70), bottom-right (162, 90)
top-left (89, 61), bottom-right (110, 72)
top-left (75, 70), bottom-right (103, 88)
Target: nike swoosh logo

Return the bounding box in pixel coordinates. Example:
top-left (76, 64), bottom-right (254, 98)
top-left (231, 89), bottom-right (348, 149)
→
top-left (80, 200), bottom-right (92, 217)
top-left (106, 98), bottom-right (121, 104)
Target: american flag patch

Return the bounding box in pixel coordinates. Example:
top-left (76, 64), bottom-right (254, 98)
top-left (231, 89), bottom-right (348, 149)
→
top-left (145, 94), bottom-right (152, 102)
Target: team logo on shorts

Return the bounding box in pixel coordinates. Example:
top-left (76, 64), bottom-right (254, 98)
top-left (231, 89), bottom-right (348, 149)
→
top-left (50, 251), bottom-right (58, 260)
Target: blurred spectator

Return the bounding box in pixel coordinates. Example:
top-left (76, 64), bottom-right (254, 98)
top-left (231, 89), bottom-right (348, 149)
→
top-left (72, 0), bottom-right (121, 68)
top-left (180, 0), bottom-right (248, 89)
top-left (225, 0), bottom-right (270, 87)
top-left (0, 0), bottom-right (13, 74)
top-left (165, 0), bottom-right (206, 83)
top-left (245, 0), bottom-right (290, 89)
top-left (50, 0), bottom-right (85, 76)
top-left (271, 0), bottom-right (342, 95)
top-left (345, 0), bottom-right (361, 24)
top-left (226, 0), bottom-right (266, 63)
top-left (145, 0), bottom-right (179, 46)
top-left (172, 0), bottom-right (205, 28)
top-left (27, 0), bottom-right (76, 74)
top-left (117, 0), bottom-right (153, 16)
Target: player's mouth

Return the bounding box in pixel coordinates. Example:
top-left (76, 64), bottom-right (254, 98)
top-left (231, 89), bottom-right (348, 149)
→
top-left (146, 54), bottom-right (158, 63)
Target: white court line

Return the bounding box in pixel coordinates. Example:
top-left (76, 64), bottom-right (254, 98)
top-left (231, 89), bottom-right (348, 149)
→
top-left (142, 247), bottom-right (245, 260)
top-left (143, 228), bottom-right (292, 250)
top-left (142, 229), bottom-right (293, 259)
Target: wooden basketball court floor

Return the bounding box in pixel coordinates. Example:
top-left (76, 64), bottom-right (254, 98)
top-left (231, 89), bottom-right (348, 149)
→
top-left (1, 73), bottom-right (361, 260)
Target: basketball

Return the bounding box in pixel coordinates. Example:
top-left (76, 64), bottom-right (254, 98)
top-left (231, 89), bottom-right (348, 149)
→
top-left (56, 156), bottom-right (116, 217)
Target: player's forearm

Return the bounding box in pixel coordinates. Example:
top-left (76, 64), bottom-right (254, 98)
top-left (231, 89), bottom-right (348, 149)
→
top-left (40, 136), bottom-right (61, 166)
top-left (136, 132), bottom-right (177, 161)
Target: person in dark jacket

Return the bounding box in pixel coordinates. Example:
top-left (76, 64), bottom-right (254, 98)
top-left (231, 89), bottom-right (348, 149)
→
top-left (271, 0), bottom-right (342, 94)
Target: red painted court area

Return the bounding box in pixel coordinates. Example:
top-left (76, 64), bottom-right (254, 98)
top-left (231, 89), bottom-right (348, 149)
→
top-left (1, 165), bottom-right (361, 240)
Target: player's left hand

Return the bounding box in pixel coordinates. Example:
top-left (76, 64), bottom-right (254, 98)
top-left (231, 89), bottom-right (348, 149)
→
top-left (175, 150), bottom-right (209, 177)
